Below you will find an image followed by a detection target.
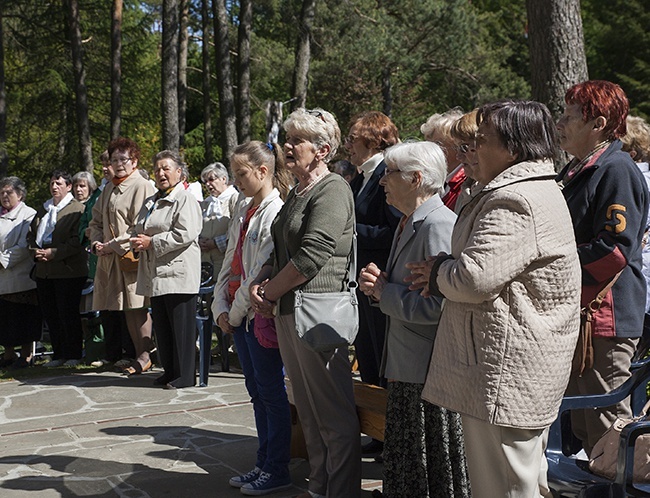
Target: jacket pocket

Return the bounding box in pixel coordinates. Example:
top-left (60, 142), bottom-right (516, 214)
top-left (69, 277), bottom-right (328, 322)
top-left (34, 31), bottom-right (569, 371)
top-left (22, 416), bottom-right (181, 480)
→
top-left (463, 311), bottom-right (478, 366)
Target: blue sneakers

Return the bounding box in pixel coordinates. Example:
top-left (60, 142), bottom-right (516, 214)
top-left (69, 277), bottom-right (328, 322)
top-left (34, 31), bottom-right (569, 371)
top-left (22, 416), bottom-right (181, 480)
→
top-left (239, 471), bottom-right (292, 496)
top-left (229, 467), bottom-right (261, 488)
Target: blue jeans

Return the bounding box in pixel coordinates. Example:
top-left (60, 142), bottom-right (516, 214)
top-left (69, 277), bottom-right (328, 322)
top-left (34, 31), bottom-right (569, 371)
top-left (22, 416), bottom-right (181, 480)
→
top-left (232, 319), bottom-right (291, 477)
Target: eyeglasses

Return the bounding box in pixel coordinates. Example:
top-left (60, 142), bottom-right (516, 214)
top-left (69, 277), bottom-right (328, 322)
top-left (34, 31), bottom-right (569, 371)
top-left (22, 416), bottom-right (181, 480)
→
top-left (383, 167), bottom-right (401, 177)
top-left (344, 135), bottom-right (357, 145)
top-left (110, 156), bottom-right (132, 166)
top-left (306, 109), bottom-right (326, 122)
top-left (455, 143), bottom-right (471, 154)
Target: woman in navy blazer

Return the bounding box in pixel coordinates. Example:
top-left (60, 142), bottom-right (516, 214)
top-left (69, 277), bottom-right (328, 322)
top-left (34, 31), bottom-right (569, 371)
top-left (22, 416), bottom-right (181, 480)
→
top-left (359, 141), bottom-right (470, 497)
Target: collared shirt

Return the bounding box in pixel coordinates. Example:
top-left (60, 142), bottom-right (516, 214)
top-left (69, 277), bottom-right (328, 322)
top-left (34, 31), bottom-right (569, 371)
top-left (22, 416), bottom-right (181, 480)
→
top-left (357, 153), bottom-right (384, 197)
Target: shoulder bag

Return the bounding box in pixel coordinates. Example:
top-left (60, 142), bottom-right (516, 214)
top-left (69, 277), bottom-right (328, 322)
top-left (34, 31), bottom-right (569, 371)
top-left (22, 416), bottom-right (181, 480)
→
top-left (109, 224), bottom-right (139, 273)
top-left (589, 399), bottom-right (650, 482)
top-left (572, 269), bottom-right (623, 376)
top-left (293, 228), bottom-right (359, 352)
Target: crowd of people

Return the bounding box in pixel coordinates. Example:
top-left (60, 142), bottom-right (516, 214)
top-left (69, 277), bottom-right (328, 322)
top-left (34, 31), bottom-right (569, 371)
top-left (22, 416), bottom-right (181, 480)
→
top-left (1, 79), bottom-right (650, 497)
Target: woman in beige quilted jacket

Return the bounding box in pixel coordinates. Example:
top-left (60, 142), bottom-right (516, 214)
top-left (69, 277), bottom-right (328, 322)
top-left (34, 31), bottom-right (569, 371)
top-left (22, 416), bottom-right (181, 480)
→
top-left (408, 101), bottom-right (581, 498)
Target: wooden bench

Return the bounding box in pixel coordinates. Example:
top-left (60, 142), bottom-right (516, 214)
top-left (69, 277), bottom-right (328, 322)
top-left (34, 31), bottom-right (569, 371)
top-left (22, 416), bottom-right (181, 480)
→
top-left (286, 377), bottom-right (388, 458)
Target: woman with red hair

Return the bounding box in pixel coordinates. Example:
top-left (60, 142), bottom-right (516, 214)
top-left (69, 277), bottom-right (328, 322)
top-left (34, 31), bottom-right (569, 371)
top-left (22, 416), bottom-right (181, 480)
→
top-left (557, 80), bottom-right (650, 456)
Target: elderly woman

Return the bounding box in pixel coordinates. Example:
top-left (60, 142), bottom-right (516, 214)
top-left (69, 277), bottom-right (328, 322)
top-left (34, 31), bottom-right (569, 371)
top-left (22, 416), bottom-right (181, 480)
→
top-left (557, 81), bottom-right (650, 456)
top-left (72, 171), bottom-right (98, 204)
top-left (131, 150), bottom-right (202, 389)
top-left (358, 142), bottom-right (469, 497)
top-left (250, 108), bottom-right (360, 498)
top-left (421, 108), bottom-right (466, 210)
top-left (409, 101), bottom-right (581, 497)
top-left (345, 111), bottom-right (400, 412)
top-left (0, 177), bottom-right (41, 369)
top-left (89, 137), bottom-right (155, 375)
top-left (28, 170), bottom-right (88, 367)
top-left (199, 162), bottom-right (239, 278)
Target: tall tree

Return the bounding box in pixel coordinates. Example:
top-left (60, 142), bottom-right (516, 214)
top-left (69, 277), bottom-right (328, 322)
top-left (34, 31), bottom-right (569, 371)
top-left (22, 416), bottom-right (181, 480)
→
top-left (0, 9), bottom-right (7, 178)
top-left (67, 0), bottom-right (93, 171)
top-left (213, 0), bottom-right (237, 163)
top-left (526, 0), bottom-right (589, 119)
top-left (110, 0), bottom-right (123, 140)
top-left (202, 0), bottom-right (213, 164)
top-left (291, 0), bottom-right (316, 111)
top-left (162, 0), bottom-right (180, 151)
top-left (178, 0), bottom-right (189, 147)
top-left (237, 0), bottom-right (252, 142)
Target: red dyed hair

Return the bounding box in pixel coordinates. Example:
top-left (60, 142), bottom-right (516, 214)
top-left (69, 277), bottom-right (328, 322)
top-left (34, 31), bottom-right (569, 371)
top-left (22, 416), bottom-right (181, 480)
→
top-left (349, 111), bottom-right (399, 151)
top-left (564, 80), bottom-right (629, 139)
top-left (107, 137), bottom-right (141, 163)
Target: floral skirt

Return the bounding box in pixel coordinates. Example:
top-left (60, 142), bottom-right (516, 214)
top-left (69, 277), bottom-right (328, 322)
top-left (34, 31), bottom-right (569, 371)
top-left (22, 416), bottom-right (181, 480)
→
top-left (383, 381), bottom-right (471, 498)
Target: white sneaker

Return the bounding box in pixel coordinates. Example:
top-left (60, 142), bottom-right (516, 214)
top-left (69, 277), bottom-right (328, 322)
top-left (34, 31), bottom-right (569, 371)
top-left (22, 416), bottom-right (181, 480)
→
top-left (63, 359), bottom-right (81, 367)
top-left (45, 359), bottom-right (65, 367)
top-left (90, 359), bottom-right (109, 368)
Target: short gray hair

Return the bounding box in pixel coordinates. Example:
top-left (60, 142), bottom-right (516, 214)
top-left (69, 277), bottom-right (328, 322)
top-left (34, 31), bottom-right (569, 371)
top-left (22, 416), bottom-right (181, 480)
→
top-left (283, 108), bottom-right (341, 163)
top-left (420, 108), bottom-right (464, 142)
top-left (0, 176), bottom-right (27, 201)
top-left (201, 162), bottom-right (229, 182)
top-left (383, 141), bottom-right (447, 197)
top-left (72, 171), bottom-right (98, 192)
top-left (152, 150), bottom-right (185, 173)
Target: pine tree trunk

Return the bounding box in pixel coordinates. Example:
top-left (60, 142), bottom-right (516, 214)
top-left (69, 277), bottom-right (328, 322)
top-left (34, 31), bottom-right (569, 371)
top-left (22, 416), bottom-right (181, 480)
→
top-left (237, 0), bottom-right (252, 143)
top-left (110, 0), bottom-right (122, 140)
top-left (213, 0), bottom-right (237, 164)
top-left (291, 0), bottom-right (317, 111)
top-left (0, 11), bottom-right (7, 178)
top-left (178, 0), bottom-right (189, 147)
top-left (67, 0), bottom-right (93, 171)
top-left (526, 0), bottom-right (589, 120)
top-left (202, 0), bottom-right (213, 165)
top-left (162, 0), bottom-right (180, 152)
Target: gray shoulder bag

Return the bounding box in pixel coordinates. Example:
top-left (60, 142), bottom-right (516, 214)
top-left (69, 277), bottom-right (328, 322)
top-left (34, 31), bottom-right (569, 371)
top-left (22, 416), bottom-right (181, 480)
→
top-left (293, 228), bottom-right (359, 352)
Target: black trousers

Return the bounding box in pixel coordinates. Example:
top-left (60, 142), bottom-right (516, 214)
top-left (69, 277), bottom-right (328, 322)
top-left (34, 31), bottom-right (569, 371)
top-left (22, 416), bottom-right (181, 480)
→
top-left (100, 310), bottom-right (135, 362)
top-left (353, 288), bottom-right (387, 387)
top-left (36, 276), bottom-right (86, 360)
top-left (151, 293), bottom-right (197, 388)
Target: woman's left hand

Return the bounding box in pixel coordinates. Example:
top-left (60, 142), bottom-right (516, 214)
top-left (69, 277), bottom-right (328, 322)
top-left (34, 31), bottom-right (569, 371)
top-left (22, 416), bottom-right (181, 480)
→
top-left (404, 256), bottom-right (436, 297)
top-left (359, 263), bottom-right (387, 301)
top-left (34, 248), bottom-right (54, 262)
top-left (130, 234), bottom-right (152, 252)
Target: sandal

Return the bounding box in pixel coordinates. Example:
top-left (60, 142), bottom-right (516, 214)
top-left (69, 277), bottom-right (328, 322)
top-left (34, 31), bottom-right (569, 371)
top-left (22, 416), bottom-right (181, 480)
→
top-left (123, 359), bottom-right (152, 376)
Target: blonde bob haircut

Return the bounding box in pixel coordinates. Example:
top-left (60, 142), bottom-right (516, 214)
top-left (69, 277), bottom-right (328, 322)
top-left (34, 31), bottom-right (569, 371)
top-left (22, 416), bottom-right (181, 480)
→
top-left (621, 115), bottom-right (650, 163)
top-left (283, 108), bottom-right (341, 164)
top-left (383, 141), bottom-right (447, 197)
top-left (450, 108), bottom-right (479, 144)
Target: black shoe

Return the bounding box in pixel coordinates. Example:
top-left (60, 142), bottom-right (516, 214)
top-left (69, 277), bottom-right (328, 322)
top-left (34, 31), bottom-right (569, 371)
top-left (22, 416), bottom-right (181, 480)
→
top-left (9, 357), bottom-right (30, 370)
top-left (154, 374), bottom-right (172, 386)
top-left (362, 438), bottom-right (384, 454)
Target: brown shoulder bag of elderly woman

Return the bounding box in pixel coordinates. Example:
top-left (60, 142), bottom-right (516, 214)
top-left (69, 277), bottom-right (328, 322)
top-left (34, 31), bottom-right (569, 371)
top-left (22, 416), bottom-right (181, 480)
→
top-left (572, 270), bottom-right (624, 377)
top-left (109, 224), bottom-right (139, 273)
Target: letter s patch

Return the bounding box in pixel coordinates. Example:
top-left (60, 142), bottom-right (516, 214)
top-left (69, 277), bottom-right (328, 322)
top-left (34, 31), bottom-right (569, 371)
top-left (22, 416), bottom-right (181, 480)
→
top-left (605, 204), bottom-right (627, 234)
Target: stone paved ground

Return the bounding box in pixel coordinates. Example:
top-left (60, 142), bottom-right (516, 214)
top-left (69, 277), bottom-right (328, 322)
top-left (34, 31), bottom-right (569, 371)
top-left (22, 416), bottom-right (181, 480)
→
top-left (0, 368), bottom-right (382, 497)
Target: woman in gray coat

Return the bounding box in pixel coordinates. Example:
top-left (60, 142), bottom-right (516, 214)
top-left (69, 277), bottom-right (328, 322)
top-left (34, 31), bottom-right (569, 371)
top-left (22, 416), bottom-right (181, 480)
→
top-left (359, 141), bottom-right (470, 498)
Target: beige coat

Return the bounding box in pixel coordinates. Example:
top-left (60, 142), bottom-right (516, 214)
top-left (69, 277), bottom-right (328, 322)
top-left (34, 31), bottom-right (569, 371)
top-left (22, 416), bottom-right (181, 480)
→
top-left (88, 172), bottom-right (155, 310)
top-left (200, 185), bottom-right (240, 277)
top-left (0, 202), bottom-right (37, 294)
top-left (135, 183), bottom-right (202, 297)
top-left (421, 160), bottom-right (581, 429)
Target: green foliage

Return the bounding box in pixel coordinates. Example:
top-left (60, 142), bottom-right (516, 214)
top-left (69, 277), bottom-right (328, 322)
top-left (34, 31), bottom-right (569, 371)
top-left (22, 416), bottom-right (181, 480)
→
top-left (582, 0), bottom-right (650, 119)
top-left (1, 0), bottom-right (647, 205)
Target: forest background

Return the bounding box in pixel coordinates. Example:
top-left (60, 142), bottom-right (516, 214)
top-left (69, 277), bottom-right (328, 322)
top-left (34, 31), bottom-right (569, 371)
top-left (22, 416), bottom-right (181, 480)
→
top-left (1, 0), bottom-right (648, 205)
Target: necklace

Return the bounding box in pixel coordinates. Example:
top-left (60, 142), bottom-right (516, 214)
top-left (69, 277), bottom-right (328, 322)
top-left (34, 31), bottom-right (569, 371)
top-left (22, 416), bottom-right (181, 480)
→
top-left (295, 169), bottom-right (329, 197)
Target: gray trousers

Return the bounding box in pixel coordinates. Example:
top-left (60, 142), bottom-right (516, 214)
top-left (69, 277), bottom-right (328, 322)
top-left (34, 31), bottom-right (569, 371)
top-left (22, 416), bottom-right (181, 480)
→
top-left (275, 314), bottom-right (361, 498)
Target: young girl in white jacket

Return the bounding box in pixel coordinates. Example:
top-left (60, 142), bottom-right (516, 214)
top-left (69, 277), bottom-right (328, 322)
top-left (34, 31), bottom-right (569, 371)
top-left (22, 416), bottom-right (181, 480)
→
top-left (212, 141), bottom-right (294, 496)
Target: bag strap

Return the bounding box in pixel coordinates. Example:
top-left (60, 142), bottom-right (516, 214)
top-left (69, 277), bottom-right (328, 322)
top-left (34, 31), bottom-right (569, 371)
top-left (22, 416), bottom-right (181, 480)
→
top-left (586, 269), bottom-right (624, 314)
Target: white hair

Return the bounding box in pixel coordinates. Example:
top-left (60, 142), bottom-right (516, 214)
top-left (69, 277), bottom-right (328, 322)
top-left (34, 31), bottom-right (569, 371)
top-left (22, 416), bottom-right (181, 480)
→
top-left (383, 141), bottom-right (447, 196)
top-left (201, 162), bottom-right (229, 182)
top-left (420, 108), bottom-right (464, 142)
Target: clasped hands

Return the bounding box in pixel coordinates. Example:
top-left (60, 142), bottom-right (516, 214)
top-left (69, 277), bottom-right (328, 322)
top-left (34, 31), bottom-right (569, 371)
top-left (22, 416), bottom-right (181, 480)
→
top-left (359, 255), bottom-right (443, 299)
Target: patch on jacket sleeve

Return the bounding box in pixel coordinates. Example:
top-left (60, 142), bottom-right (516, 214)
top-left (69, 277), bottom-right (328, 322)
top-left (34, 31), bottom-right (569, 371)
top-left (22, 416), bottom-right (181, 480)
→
top-left (605, 204), bottom-right (627, 233)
